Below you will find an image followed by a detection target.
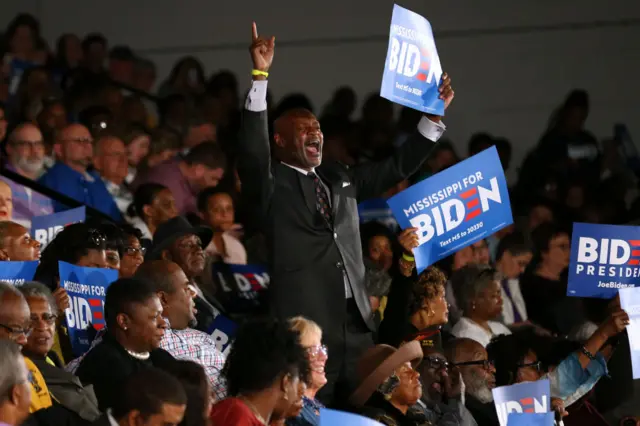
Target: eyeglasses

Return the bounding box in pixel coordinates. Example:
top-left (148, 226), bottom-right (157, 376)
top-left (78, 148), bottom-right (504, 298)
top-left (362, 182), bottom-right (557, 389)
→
top-left (177, 239), bottom-right (202, 251)
top-left (517, 360), bottom-right (543, 372)
top-left (306, 344), bottom-right (328, 358)
top-left (451, 359), bottom-right (494, 370)
top-left (30, 313), bottom-right (58, 325)
top-left (0, 323), bottom-right (33, 338)
top-left (10, 140), bottom-right (45, 149)
top-left (61, 137), bottom-right (93, 146)
top-left (423, 356), bottom-right (449, 370)
top-left (124, 246), bottom-right (146, 256)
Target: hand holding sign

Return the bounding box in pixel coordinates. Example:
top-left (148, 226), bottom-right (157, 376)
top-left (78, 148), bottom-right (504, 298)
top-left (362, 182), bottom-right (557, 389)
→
top-left (599, 307), bottom-right (630, 339)
top-left (250, 22), bottom-right (275, 75)
top-left (398, 227), bottom-right (419, 254)
top-left (53, 287), bottom-right (70, 312)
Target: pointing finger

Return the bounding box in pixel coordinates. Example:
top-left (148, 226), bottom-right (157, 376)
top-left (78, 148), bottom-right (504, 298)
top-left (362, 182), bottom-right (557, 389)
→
top-left (252, 22), bottom-right (258, 41)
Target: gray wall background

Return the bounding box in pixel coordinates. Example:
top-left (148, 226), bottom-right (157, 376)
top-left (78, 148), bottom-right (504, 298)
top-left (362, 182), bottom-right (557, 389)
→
top-left (1, 0), bottom-right (639, 179)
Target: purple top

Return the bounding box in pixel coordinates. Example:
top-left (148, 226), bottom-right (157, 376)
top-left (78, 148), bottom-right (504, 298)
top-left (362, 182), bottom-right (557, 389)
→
top-left (132, 158), bottom-right (196, 215)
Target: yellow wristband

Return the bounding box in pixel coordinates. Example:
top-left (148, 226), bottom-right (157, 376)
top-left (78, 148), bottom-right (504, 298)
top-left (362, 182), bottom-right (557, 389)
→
top-left (402, 253), bottom-right (415, 262)
top-left (252, 69), bottom-right (269, 77)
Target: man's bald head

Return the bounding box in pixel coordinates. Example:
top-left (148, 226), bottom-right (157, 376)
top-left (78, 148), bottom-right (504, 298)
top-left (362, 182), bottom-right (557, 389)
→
top-left (446, 338), bottom-right (486, 363)
top-left (273, 108), bottom-right (323, 171)
top-left (93, 134), bottom-right (128, 184)
top-left (54, 124), bottom-right (93, 172)
top-left (134, 260), bottom-right (184, 294)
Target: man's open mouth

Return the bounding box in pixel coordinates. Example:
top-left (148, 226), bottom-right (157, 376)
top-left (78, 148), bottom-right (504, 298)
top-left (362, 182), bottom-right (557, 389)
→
top-left (305, 140), bottom-right (321, 157)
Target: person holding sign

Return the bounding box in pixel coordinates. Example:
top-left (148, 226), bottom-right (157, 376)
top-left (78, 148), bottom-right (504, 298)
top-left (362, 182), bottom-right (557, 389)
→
top-left (240, 22), bottom-right (454, 406)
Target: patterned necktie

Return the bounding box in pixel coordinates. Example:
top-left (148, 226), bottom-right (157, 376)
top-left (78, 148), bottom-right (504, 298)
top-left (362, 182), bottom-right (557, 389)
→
top-left (308, 172), bottom-right (333, 226)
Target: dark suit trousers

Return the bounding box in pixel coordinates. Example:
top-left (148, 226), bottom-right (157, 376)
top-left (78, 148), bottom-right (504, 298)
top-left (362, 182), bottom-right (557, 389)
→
top-left (316, 298), bottom-right (374, 409)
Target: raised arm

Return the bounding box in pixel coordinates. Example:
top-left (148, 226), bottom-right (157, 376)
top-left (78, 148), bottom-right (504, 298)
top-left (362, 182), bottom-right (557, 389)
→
top-left (236, 22), bottom-right (276, 226)
top-left (352, 75), bottom-right (455, 201)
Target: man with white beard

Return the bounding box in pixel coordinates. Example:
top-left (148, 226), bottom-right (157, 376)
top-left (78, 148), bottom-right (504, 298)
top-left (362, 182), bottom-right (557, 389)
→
top-left (1, 123), bottom-right (53, 227)
top-left (448, 338), bottom-right (500, 426)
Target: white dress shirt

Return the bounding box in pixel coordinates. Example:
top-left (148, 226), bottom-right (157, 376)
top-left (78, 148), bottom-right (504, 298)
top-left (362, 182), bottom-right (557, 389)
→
top-left (500, 278), bottom-right (529, 325)
top-left (451, 317), bottom-right (512, 348)
top-left (244, 80), bottom-right (446, 299)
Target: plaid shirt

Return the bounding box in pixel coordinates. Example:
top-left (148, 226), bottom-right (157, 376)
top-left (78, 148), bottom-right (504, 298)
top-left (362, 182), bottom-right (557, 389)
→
top-left (160, 327), bottom-right (227, 402)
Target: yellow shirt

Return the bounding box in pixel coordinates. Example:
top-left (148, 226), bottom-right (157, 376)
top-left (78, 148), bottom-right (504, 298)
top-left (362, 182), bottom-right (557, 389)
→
top-left (23, 356), bottom-right (53, 413)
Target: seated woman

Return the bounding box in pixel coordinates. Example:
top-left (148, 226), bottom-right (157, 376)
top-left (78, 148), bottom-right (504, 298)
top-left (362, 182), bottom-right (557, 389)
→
top-left (197, 186), bottom-right (247, 264)
top-left (127, 182), bottom-right (179, 243)
top-left (210, 319), bottom-right (309, 426)
top-left (286, 317), bottom-right (328, 426)
top-left (350, 341), bottom-right (427, 426)
top-left (487, 308), bottom-right (629, 426)
top-left (165, 360), bottom-right (212, 426)
top-left (75, 277), bottom-right (176, 411)
top-left (450, 264), bottom-right (511, 347)
top-left (19, 282), bottom-right (101, 423)
top-left (118, 224), bottom-right (145, 278)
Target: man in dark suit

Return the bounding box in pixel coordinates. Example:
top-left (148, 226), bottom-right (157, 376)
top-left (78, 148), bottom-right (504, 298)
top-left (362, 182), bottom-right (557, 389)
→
top-left (238, 22), bottom-right (455, 406)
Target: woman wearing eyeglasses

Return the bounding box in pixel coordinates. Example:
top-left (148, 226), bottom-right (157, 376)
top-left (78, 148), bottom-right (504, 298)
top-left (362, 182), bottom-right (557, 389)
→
top-left (286, 317), bottom-right (328, 426)
top-left (19, 282), bottom-right (101, 423)
top-left (488, 309), bottom-right (629, 426)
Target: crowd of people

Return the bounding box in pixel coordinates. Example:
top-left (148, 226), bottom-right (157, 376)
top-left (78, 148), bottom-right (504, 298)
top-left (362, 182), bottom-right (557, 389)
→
top-left (0, 11), bottom-right (639, 426)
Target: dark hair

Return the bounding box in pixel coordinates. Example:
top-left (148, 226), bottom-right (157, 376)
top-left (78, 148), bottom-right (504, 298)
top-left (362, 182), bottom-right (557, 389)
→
top-left (158, 93), bottom-right (187, 123)
top-left (164, 361), bottom-right (209, 426)
top-left (127, 183), bottom-right (169, 219)
top-left (196, 186), bottom-right (232, 215)
top-left (82, 33), bottom-right (107, 53)
top-left (409, 266), bottom-right (447, 315)
top-left (530, 222), bottom-right (568, 256)
top-left (468, 132), bottom-right (494, 156)
top-left (4, 13), bottom-right (40, 50)
top-left (223, 319), bottom-right (310, 396)
top-left (359, 221), bottom-right (396, 258)
top-left (109, 45), bottom-right (134, 61)
top-left (166, 56), bottom-right (205, 87)
top-left (134, 260), bottom-right (178, 294)
top-left (207, 70), bottom-right (238, 97)
top-left (274, 93), bottom-right (314, 119)
top-left (34, 223), bottom-right (107, 291)
top-left (495, 232), bottom-right (533, 262)
top-left (183, 142), bottom-right (227, 171)
top-left (120, 223), bottom-right (143, 242)
top-left (97, 222), bottom-right (126, 257)
top-left (104, 278), bottom-right (157, 329)
top-left (111, 368), bottom-right (186, 420)
top-left (487, 329), bottom-right (540, 386)
top-left (55, 33), bottom-right (78, 68)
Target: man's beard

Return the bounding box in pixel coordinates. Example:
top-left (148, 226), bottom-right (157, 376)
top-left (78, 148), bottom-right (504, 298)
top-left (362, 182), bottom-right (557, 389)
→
top-left (465, 371), bottom-right (494, 404)
top-left (17, 156), bottom-right (44, 174)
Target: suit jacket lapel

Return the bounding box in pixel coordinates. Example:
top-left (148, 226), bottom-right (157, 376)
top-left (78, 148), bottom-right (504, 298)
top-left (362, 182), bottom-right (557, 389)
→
top-left (297, 172), bottom-right (317, 217)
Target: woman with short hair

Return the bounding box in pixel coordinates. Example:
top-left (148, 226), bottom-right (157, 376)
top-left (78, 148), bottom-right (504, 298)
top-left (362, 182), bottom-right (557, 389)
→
top-left (450, 264), bottom-right (512, 347)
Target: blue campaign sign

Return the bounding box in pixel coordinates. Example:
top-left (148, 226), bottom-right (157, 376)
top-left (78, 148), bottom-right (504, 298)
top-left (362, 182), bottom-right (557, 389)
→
top-left (0, 261), bottom-right (39, 285)
top-left (618, 286), bottom-right (640, 379)
top-left (31, 206), bottom-right (86, 249)
top-left (207, 314), bottom-right (238, 357)
top-left (492, 379), bottom-right (550, 426)
top-left (387, 146), bottom-right (512, 272)
top-left (320, 409), bottom-right (384, 426)
top-left (380, 4), bottom-right (444, 115)
top-left (567, 222), bottom-right (640, 299)
top-left (59, 261), bottom-right (118, 357)
top-left (507, 413), bottom-right (554, 426)
top-left (212, 263), bottom-right (270, 314)
top-left (358, 198), bottom-right (399, 232)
